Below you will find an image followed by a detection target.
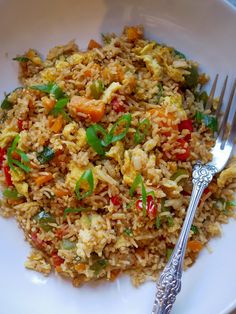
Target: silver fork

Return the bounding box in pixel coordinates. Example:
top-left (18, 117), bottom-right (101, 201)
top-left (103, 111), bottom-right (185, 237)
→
top-left (152, 75), bottom-right (236, 314)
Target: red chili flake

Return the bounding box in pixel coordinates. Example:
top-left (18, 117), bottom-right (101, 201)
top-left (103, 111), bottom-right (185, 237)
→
top-left (111, 195), bottom-right (121, 206)
top-left (3, 165), bottom-right (13, 186)
top-left (136, 195), bottom-right (157, 219)
top-left (30, 231), bottom-right (45, 250)
top-left (52, 253), bottom-right (64, 267)
top-left (0, 147), bottom-right (7, 168)
top-left (178, 119), bottom-right (193, 142)
top-left (110, 97), bottom-right (125, 113)
top-left (175, 139), bottom-right (190, 161)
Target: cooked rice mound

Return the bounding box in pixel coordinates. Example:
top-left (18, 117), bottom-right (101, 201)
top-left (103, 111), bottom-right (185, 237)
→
top-left (0, 26), bottom-right (236, 287)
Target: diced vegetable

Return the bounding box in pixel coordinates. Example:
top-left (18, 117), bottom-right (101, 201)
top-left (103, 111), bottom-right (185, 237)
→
top-left (63, 207), bottom-right (90, 216)
top-left (167, 216), bottom-right (174, 227)
top-left (1, 94), bottom-right (13, 110)
top-left (111, 195), bottom-right (121, 206)
top-left (170, 168), bottom-right (189, 183)
top-left (124, 228), bottom-right (133, 236)
top-left (34, 210), bottom-right (56, 231)
top-left (30, 231), bottom-right (45, 250)
top-left (184, 65), bottom-right (199, 88)
top-left (88, 39), bottom-right (102, 50)
top-left (90, 80), bottom-right (104, 99)
top-left (130, 174), bottom-right (147, 216)
top-left (101, 33), bottom-right (111, 45)
top-left (75, 169), bottom-right (94, 200)
top-left (195, 111), bottom-right (218, 132)
top-left (69, 96), bottom-right (105, 122)
top-left (37, 147), bottom-right (55, 164)
top-left (61, 239), bottom-right (76, 250)
top-left (173, 49), bottom-right (186, 59)
top-left (0, 147), bottom-right (6, 168)
top-left (175, 139), bottom-right (190, 161)
top-left (3, 165), bottom-right (13, 186)
top-left (134, 118), bottom-right (150, 144)
top-left (52, 253), bottom-right (64, 267)
top-left (110, 97), bottom-right (125, 113)
top-left (50, 115), bottom-right (64, 133)
top-left (13, 56), bottom-right (30, 62)
top-left (34, 174), bottom-right (53, 186)
top-left (187, 240), bottom-right (203, 252)
top-left (155, 216), bottom-right (161, 229)
top-left (178, 119), bottom-right (193, 141)
top-left (90, 259), bottom-right (108, 275)
top-left (190, 225), bottom-right (199, 234)
top-left (3, 188), bottom-right (22, 199)
top-left (166, 248), bottom-right (174, 261)
top-left (31, 83), bottom-right (65, 100)
top-left (226, 201), bottom-right (236, 208)
top-left (125, 26), bottom-right (142, 42)
top-left (136, 194), bottom-right (157, 219)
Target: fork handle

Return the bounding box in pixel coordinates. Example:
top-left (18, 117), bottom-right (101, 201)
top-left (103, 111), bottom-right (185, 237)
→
top-left (152, 162), bottom-right (218, 314)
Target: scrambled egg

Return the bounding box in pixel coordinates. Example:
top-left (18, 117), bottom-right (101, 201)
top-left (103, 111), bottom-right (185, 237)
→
top-left (217, 158), bottom-right (236, 188)
top-left (121, 148), bottom-right (147, 186)
top-left (76, 213), bottom-right (114, 259)
top-left (0, 126), bottom-right (18, 148)
top-left (10, 168), bottom-right (28, 197)
top-left (102, 82), bottom-right (121, 104)
top-left (164, 94), bottom-right (187, 120)
top-left (106, 141), bottom-right (124, 165)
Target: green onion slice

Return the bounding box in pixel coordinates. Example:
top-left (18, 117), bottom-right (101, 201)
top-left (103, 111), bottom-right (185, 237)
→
top-left (134, 118), bottom-right (150, 144)
top-left (86, 124), bottom-right (107, 156)
top-left (130, 173), bottom-right (147, 216)
top-left (13, 56), bottom-right (30, 62)
top-left (50, 97), bottom-right (70, 120)
top-left (102, 113), bottom-right (131, 146)
top-left (7, 135), bottom-right (30, 173)
top-left (3, 188), bottom-right (22, 199)
top-left (75, 169), bottom-right (94, 200)
top-left (31, 83), bottom-right (65, 100)
top-left (90, 80), bottom-right (104, 99)
top-left (64, 207), bottom-right (90, 217)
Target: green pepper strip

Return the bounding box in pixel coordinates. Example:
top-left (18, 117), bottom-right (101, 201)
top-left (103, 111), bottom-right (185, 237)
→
top-left (75, 169), bottom-right (94, 200)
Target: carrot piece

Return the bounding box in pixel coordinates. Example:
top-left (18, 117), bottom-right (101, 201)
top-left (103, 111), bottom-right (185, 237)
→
top-left (126, 27), bottom-right (142, 42)
top-left (110, 270), bottom-right (120, 282)
top-left (69, 96), bottom-right (105, 122)
top-left (50, 115), bottom-right (63, 133)
top-left (187, 240), bottom-right (203, 252)
top-left (42, 97), bottom-right (56, 112)
top-left (88, 39), bottom-right (102, 50)
top-left (75, 263), bottom-right (86, 272)
top-left (35, 173), bottom-right (53, 186)
top-left (54, 188), bottom-right (69, 197)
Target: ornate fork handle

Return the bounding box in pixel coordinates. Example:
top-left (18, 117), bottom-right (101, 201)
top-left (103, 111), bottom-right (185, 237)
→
top-left (152, 162), bottom-right (218, 314)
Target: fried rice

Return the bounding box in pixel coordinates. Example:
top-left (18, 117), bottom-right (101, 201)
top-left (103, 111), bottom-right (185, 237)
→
top-left (0, 26), bottom-right (236, 287)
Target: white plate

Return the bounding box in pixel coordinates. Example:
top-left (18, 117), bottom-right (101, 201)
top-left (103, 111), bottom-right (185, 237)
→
top-left (0, 0), bottom-right (236, 313)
